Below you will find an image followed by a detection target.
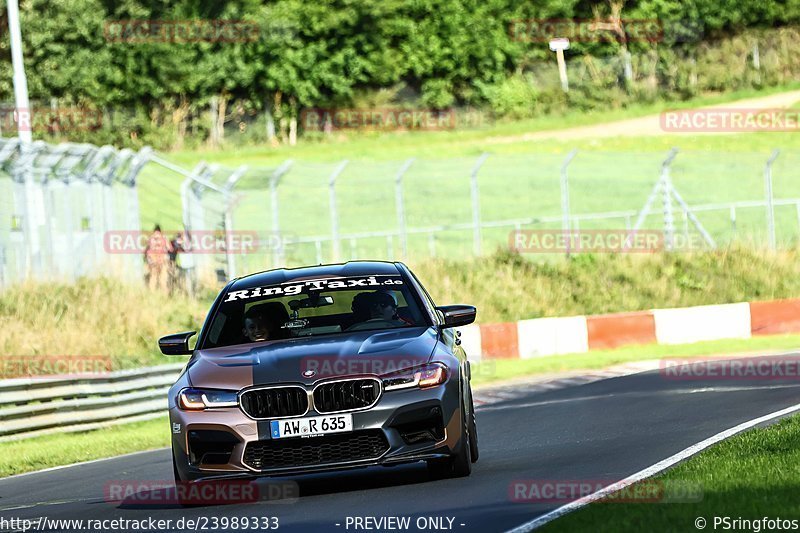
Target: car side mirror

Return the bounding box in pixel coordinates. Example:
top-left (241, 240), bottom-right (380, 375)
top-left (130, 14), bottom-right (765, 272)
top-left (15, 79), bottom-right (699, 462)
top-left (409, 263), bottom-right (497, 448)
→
top-left (158, 331), bottom-right (197, 355)
top-left (436, 305), bottom-right (476, 328)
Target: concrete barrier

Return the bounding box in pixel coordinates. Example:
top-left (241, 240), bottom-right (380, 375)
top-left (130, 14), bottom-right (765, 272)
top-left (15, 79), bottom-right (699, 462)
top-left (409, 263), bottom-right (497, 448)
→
top-left (653, 303), bottom-right (751, 345)
top-left (517, 316), bottom-right (589, 358)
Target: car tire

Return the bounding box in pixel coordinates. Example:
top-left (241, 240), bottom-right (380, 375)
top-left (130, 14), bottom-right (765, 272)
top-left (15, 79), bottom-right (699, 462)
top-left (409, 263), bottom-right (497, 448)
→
top-left (427, 400), bottom-right (472, 479)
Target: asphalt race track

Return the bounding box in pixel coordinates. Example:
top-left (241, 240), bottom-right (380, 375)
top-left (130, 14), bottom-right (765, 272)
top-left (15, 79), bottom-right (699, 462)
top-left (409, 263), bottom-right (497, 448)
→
top-left (2, 355), bottom-right (800, 533)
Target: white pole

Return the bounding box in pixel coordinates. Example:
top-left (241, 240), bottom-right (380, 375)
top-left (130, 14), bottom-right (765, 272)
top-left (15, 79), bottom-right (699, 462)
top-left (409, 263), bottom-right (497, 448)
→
top-left (7, 0), bottom-right (42, 278)
top-left (7, 0), bottom-right (31, 144)
top-left (556, 49), bottom-right (569, 92)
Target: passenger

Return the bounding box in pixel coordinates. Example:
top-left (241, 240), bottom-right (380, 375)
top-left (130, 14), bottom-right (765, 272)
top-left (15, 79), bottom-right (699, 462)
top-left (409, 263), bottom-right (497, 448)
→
top-left (366, 291), bottom-right (406, 325)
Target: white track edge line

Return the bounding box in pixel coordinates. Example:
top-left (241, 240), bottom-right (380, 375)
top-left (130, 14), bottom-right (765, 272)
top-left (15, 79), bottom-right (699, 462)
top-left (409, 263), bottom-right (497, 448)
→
top-left (506, 401), bottom-right (800, 532)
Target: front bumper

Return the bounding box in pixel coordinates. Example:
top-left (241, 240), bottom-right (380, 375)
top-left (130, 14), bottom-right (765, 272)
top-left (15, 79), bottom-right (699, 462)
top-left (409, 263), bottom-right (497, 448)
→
top-left (170, 378), bottom-right (463, 481)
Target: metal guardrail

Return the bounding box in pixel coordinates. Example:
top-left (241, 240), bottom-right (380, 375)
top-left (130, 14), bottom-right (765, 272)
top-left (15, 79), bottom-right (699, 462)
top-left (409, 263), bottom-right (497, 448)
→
top-left (0, 363), bottom-right (184, 442)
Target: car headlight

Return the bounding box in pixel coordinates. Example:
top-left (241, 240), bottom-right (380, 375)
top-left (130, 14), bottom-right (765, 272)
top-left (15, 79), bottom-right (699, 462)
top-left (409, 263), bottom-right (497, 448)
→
top-left (178, 388), bottom-right (239, 411)
top-left (382, 363), bottom-right (447, 391)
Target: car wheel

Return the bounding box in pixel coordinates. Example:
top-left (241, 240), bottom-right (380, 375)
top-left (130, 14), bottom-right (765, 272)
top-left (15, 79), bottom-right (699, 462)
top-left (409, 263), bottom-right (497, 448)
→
top-left (427, 401), bottom-right (472, 479)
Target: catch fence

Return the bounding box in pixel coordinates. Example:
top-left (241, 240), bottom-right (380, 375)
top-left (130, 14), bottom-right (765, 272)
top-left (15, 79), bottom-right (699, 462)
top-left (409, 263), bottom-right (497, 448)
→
top-left (2, 137), bottom-right (798, 288)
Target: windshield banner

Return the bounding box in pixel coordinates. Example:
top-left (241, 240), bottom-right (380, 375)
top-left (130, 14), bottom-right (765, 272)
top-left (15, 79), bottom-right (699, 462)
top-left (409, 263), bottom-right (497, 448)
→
top-left (224, 275), bottom-right (404, 302)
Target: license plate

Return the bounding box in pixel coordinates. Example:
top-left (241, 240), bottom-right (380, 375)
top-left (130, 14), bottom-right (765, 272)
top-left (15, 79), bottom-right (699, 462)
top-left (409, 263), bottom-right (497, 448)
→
top-left (270, 414), bottom-right (353, 439)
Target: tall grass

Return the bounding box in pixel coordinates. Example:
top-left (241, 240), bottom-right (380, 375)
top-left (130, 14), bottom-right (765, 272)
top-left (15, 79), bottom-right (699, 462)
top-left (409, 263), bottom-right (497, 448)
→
top-left (2, 248), bottom-right (799, 368)
top-left (0, 278), bottom-right (212, 369)
top-left (411, 247), bottom-right (800, 323)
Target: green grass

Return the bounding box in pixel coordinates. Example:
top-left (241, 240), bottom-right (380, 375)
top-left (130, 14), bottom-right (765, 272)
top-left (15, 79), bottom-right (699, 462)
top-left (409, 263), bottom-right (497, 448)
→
top-left (0, 416), bottom-right (169, 478)
top-left (542, 413), bottom-right (800, 533)
top-left (471, 334), bottom-right (800, 388)
top-left (161, 82), bottom-right (800, 166)
top-left (137, 85), bottom-right (800, 268)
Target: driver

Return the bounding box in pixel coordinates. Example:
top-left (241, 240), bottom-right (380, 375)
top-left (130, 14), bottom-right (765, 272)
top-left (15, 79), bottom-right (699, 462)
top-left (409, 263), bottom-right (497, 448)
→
top-left (242, 307), bottom-right (274, 342)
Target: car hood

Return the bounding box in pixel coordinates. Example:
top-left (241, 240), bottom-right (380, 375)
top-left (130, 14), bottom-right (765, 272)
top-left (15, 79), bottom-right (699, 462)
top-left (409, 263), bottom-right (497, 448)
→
top-left (186, 326), bottom-right (438, 390)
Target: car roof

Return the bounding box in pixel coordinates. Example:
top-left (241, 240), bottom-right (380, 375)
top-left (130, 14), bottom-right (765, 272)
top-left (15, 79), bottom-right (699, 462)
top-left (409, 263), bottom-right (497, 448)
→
top-left (228, 261), bottom-right (404, 291)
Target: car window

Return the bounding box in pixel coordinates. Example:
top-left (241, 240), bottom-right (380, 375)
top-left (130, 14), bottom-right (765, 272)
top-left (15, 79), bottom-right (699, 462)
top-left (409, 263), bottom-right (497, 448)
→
top-left (404, 268), bottom-right (440, 325)
top-left (202, 275), bottom-right (429, 349)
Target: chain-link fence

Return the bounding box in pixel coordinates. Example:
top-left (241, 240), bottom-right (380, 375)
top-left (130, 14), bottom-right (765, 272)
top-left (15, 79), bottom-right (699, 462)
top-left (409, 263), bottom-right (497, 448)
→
top-left (213, 149), bottom-right (799, 271)
top-left (3, 136), bottom-right (799, 289)
top-left (0, 138), bottom-right (149, 287)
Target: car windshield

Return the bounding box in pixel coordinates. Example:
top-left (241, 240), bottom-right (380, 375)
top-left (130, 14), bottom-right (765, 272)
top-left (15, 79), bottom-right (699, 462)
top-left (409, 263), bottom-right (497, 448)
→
top-left (201, 275), bottom-right (428, 349)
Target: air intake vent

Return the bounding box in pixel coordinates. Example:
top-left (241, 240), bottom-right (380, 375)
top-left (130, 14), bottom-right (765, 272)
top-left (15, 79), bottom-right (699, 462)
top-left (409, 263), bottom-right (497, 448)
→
top-left (243, 430), bottom-right (389, 470)
top-left (240, 387), bottom-right (308, 419)
top-left (313, 378), bottom-right (381, 413)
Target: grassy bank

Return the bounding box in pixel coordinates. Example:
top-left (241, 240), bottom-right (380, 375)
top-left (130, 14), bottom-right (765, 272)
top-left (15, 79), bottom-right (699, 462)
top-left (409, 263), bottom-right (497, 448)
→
top-left (543, 413), bottom-right (800, 532)
top-left (2, 249), bottom-right (800, 366)
top-left (0, 416), bottom-right (169, 478)
top-left (414, 248), bottom-right (800, 322)
top-left (0, 278), bottom-right (212, 370)
top-left (161, 84), bottom-right (800, 166)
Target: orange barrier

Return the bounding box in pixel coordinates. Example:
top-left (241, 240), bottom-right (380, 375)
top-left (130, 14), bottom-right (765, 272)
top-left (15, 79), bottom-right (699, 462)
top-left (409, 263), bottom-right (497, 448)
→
top-left (479, 322), bottom-right (519, 359)
top-left (749, 298), bottom-right (800, 335)
top-left (587, 311), bottom-right (656, 350)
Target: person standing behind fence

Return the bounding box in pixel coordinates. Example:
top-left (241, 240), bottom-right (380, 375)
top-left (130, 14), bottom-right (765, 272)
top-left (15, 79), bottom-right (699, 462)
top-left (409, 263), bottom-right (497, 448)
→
top-left (144, 225), bottom-right (171, 291)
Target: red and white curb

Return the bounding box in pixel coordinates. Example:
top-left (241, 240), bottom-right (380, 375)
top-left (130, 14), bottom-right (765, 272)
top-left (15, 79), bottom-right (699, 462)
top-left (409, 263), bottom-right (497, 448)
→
top-left (458, 298), bottom-right (800, 363)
